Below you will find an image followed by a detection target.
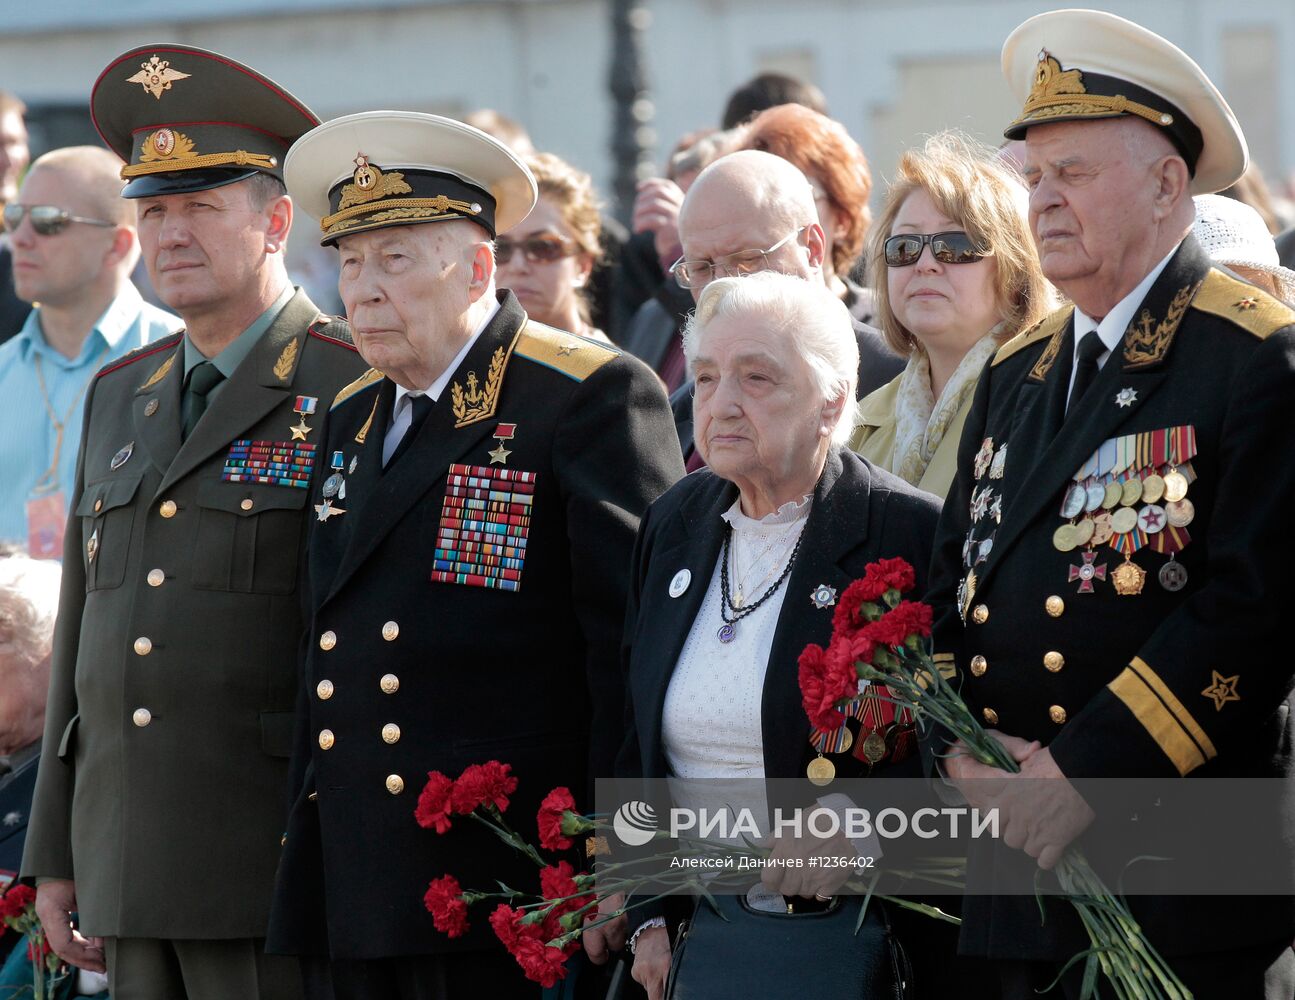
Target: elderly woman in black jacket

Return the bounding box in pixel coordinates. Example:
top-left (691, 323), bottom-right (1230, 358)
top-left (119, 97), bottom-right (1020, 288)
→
top-left (587, 272), bottom-right (963, 998)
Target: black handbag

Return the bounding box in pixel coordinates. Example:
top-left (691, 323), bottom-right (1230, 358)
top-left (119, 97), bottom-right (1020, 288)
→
top-left (663, 893), bottom-right (910, 999)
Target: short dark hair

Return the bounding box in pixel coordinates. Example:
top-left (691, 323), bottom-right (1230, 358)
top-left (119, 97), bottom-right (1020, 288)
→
top-left (721, 73), bottom-right (826, 130)
top-left (246, 172), bottom-right (287, 209)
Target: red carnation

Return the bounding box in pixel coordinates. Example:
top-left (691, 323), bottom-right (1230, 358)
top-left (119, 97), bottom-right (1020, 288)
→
top-left (871, 557), bottom-right (916, 594)
top-left (489, 903), bottom-right (524, 949)
top-left (452, 761), bottom-right (519, 815)
top-left (537, 787), bottom-right (578, 851)
top-left (424, 875), bottom-right (470, 939)
top-left (26, 935), bottom-right (50, 964)
top-left (799, 642), bottom-right (858, 731)
top-left (864, 600), bottom-right (934, 648)
top-left (0, 885), bottom-right (35, 921)
top-left (832, 577), bottom-right (882, 633)
top-left (540, 861), bottom-right (593, 920)
top-left (511, 934), bottom-right (573, 988)
top-left (415, 771), bottom-right (455, 834)
top-left (841, 629), bottom-right (876, 667)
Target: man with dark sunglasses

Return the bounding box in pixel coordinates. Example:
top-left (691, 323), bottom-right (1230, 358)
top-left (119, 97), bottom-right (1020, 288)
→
top-left (928, 9), bottom-right (1295, 998)
top-left (0, 145), bottom-right (178, 554)
top-left (21, 45), bottom-right (367, 1000)
top-left (665, 150), bottom-right (903, 469)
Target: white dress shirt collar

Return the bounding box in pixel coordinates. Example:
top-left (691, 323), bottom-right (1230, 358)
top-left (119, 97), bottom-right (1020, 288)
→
top-left (1072, 243), bottom-right (1181, 364)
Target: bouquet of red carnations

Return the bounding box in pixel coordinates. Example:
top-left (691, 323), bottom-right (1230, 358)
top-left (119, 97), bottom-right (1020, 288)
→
top-left (0, 883), bottom-right (67, 1000)
top-left (798, 556), bottom-right (1189, 1000)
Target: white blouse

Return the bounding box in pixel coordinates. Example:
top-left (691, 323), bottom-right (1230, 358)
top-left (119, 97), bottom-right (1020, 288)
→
top-left (662, 494), bottom-right (812, 780)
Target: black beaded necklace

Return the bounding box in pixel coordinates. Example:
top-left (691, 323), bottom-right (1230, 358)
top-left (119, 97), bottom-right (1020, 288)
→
top-left (716, 521), bottom-right (805, 643)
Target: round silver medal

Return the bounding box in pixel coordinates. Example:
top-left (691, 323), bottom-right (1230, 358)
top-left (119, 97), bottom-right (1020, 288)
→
top-left (1158, 560), bottom-right (1188, 592)
top-left (669, 569), bottom-right (691, 598)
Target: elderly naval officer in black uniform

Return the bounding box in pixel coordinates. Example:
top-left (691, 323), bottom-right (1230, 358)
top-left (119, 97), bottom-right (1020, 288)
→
top-left (21, 44), bottom-right (368, 1000)
top-left (928, 10), bottom-right (1295, 998)
top-left (267, 112), bottom-right (684, 999)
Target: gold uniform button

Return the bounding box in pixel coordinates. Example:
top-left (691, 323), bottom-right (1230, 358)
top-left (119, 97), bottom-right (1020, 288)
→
top-left (385, 774), bottom-right (405, 795)
top-left (159, 500), bottom-right (177, 518)
top-left (982, 707), bottom-right (999, 726)
top-left (970, 654), bottom-right (988, 677)
top-left (147, 568), bottom-right (165, 587)
top-left (93, 498), bottom-right (103, 513)
top-left (319, 630), bottom-right (337, 651)
top-left (240, 498), bottom-right (254, 511)
top-left (132, 708), bottom-right (152, 727)
top-left (971, 604), bottom-right (989, 625)
top-left (316, 679), bottom-right (335, 700)
top-left (1050, 705), bottom-right (1068, 725)
top-left (133, 636), bottom-right (153, 656)
top-left (1044, 651), bottom-right (1065, 673)
top-left (318, 729), bottom-right (335, 750)
top-left (1045, 595), bottom-right (1065, 618)
top-left (381, 723), bottom-right (401, 745)
top-left (380, 673), bottom-right (400, 695)
top-left (382, 621), bottom-right (400, 641)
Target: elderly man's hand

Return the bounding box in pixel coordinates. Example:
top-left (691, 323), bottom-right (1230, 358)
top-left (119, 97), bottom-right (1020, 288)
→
top-left (35, 879), bottom-right (105, 973)
top-left (630, 925), bottom-right (671, 1000)
top-left (760, 826), bottom-right (856, 900)
top-left (996, 747), bottom-right (1095, 870)
top-left (946, 737), bottom-right (1094, 871)
top-left (582, 892), bottom-right (626, 965)
top-left (631, 178), bottom-right (686, 265)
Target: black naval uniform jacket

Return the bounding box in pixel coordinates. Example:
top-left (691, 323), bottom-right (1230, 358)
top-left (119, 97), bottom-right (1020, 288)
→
top-left (268, 291), bottom-right (684, 960)
top-left (22, 290), bottom-right (367, 939)
top-left (927, 237), bottom-right (1295, 959)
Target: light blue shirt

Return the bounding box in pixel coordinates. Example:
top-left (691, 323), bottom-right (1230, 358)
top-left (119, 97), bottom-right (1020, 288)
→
top-left (0, 284), bottom-right (180, 548)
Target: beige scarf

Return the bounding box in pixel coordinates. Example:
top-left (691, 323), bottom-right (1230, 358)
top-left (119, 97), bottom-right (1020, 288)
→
top-left (889, 328), bottom-right (1002, 486)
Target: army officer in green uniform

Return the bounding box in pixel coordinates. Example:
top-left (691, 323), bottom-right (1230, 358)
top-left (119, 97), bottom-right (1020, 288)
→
top-left (267, 112), bottom-right (684, 998)
top-left (929, 10), bottom-right (1295, 997)
top-left (22, 44), bottom-right (367, 1000)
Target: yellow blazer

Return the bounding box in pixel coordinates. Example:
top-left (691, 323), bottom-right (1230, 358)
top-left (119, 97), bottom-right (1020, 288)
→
top-left (847, 373), bottom-right (974, 499)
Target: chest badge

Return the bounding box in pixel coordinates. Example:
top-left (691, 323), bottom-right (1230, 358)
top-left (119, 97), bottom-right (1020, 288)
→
top-left (488, 423), bottom-right (517, 466)
top-left (110, 442), bottom-right (134, 471)
top-left (290, 395), bottom-right (318, 441)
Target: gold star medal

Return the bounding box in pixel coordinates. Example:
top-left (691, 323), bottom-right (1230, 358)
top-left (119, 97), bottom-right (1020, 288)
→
top-left (290, 395), bottom-right (318, 441)
top-left (489, 422), bottom-right (517, 465)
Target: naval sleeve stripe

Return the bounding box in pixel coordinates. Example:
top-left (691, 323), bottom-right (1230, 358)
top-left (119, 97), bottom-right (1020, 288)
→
top-left (1109, 657), bottom-right (1216, 776)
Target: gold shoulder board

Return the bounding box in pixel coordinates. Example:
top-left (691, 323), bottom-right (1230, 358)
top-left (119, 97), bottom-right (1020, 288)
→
top-left (992, 305), bottom-right (1072, 367)
top-left (1191, 267), bottom-right (1295, 340)
top-left (331, 368), bottom-right (384, 409)
top-left (514, 322), bottom-right (619, 383)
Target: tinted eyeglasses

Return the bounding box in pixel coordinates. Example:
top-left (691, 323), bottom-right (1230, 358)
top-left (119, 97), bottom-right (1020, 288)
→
top-left (883, 231), bottom-right (989, 267)
top-left (494, 234), bottom-right (577, 266)
top-left (2, 204), bottom-right (117, 237)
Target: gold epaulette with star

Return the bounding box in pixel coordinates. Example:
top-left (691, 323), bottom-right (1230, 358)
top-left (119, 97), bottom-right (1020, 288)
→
top-left (331, 367), bottom-right (384, 409)
top-left (514, 322), bottom-right (619, 383)
top-left (1190, 267), bottom-right (1295, 339)
top-left (991, 305), bottom-right (1072, 367)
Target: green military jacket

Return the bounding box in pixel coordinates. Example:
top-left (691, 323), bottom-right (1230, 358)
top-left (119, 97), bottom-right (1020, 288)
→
top-left (22, 289), bottom-right (367, 939)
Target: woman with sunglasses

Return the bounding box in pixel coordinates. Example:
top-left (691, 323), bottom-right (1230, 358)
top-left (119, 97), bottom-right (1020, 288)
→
top-left (849, 132), bottom-right (1054, 498)
top-left (495, 152), bottom-right (611, 343)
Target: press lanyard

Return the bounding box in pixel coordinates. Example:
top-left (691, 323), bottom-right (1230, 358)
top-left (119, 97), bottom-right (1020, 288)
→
top-left (30, 343), bottom-right (110, 495)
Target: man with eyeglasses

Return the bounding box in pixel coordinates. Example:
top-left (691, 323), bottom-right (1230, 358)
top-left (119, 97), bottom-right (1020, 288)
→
top-left (0, 145), bottom-right (179, 555)
top-left (21, 45), bottom-right (367, 1000)
top-left (666, 150), bottom-right (902, 468)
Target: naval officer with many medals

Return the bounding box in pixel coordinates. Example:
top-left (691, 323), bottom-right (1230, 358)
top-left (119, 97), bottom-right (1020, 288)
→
top-left (265, 112), bottom-right (684, 998)
top-left (929, 10), bottom-right (1295, 996)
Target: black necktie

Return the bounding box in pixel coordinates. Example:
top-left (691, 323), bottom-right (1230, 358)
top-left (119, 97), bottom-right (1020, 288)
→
top-left (385, 394), bottom-right (434, 469)
top-left (1066, 332), bottom-right (1107, 416)
top-left (181, 361), bottom-right (226, 440)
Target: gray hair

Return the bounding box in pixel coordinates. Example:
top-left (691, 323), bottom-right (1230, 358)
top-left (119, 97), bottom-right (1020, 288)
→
top-left (0, 555), bottom-right (60, 669)
top-left (682, 272), bottom-right (859, 445)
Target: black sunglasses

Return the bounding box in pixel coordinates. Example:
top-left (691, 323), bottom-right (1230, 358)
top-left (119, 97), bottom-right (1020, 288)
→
top-left (3, 204), bottom-right (116, 237)
top-left (495, 234), bottom-right (576, 265)
top-left (883, 231), bottom-right (989, 267)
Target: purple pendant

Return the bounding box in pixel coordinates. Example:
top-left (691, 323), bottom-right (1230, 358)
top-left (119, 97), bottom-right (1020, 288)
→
top-left (717, 623), bottom-right (736, 643)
